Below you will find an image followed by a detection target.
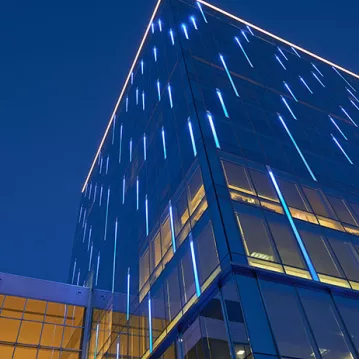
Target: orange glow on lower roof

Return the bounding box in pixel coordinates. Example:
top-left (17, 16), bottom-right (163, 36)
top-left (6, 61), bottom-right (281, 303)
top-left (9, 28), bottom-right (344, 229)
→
top-left (82, 0), bottom-right (359, 192)
top-left (81, 0), bottom-right (163, 192)
top-left (197, 0), bottom-right (359, 80)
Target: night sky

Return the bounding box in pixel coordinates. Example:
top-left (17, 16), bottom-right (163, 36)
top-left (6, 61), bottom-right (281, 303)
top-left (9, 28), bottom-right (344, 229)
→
top-left (0, 0), bottom-right (358, 284)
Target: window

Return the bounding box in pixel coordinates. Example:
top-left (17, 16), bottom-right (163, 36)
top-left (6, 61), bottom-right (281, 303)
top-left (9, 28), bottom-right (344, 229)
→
top-left (24, 299), bottom-right (46, 321)
top-left (260, 281), bottom-right (314, 359)
top-left (222, 160), bottom-right (254, 194)
top-left (327, 195), bottom-right (358, 226)
top-left (179, 248), bottom-right (196, 304)
top-left (188, 168), bottom-right (205, 215)
top-left (299, 288), bottom-right (354, 359)
top-left (236, 210), bottom-right (280, 270)
top-left (18, 321), bottom-right (42, 344)
top-left (302, 187), bottom-right (337, 219)
top-left (249, 169), bottom-right (278, 202)
top-left (139, 249), bottom-right (150, 290)
top-left (2, 296), bottom-right (26, 319)
top-left (150, 232), bottom-right (162, 273)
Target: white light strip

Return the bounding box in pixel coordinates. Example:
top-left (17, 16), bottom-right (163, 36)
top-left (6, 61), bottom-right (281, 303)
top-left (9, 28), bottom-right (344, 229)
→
top-left (143, 133), bottom-right (147, 161)
top-left (275, 55), bottom-right (287, 70)
top-left (219, 54), bottom-right (240, 97)
top-left (122, 176), bottom-right (126, 204)
top-left (347, 87), bottom-right (359, 102)
top-left (136, 177), bottom-right (139, 210)
top-left (89, 243), bottom-right (93, 271)
top-left (241, 30), bottom-right (249, 43)
top-left (82, 222), bottom-right (87, 243)
top-left (190, 234), bottom-right (201, 297)
top-left (284, 82), bottom-right (298, 102)
top-left (188, 117), bottom-right (198, 157)
top-left (126, 267), bottom-right (130, 320)
top-left (332, 66), bottom-right (357, 92)
top-left (299, 76), bottom-right (313, 94)
top-left (182, 23), bottom-right (189, 40)
top-left (278, 47), bottom-right (288, 60)
top-left (169, 29), bottom-right (175, 45)
top-left (112, 115), bottom-right (116, 144)
top-left (161, 126), bottom-right (167, 159)
top-left (247, 25), bottom-right (254, 35)
top-left (145, 195), bottom-right (149, 236)
top-left (142, 91), bottom-right (145, 111)
top-left (281, 96), bottom-right (297, 120)
top-left (71, 259), bottom-right (77, 284)
top-left (312, 71), bottom-right (325, 87)
top-left (235, 36), bottom-right (253, 68)
top-left (112, 219), bottom-right (118, 293)
top-left (350, 99), bottom-right (359, 112)
top-left (153, 46), bottom-right (157, 62)
top-left (119, 124), bottom-right (123, 163)
top-left (340, 106), bottom-right (358, 127)
top-left (87, 225), bottom-right (92, 251)
top-left (311, 62), bottom-right (323, 77)
top-left (169, 201), bottom-right (176, 252)
top-left (197, 1), bottom-right (208, 23)
top-left (331, 134), bottom-right (353, 164)
top-left (216, 88), bottom-right (230, 118)
top-left (329, 115), bottom-right (347, 140)
top-left (190, 16), bottom-right (198, 30)
top-left (168, 84), bottom-right (173, 108)
top-left (129, 138), bottom-right (132, 162)
top-left (99, 186), bottom-right (103, 206)
top-left (207, 111), bottom-right (221, 148)
top-left (95, 252), bottom-right (100, 286)
top-left (291, 46), bottom-right (301, 58)
top-left (104, 188), bottom-right (110, 241)
top-left (157, 79), bottom-right (161, 101)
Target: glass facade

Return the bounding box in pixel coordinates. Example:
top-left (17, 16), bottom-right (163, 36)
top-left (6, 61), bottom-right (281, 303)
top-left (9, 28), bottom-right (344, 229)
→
top-left (69, 0), bottom-right (359, 358)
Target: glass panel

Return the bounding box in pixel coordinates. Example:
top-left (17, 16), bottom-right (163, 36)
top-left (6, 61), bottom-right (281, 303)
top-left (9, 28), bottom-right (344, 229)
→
top-left (174, 189), bottom-right (189, 235)
top-left (299, 229), bottom-right (342, 277)
top-left (236, 211), bottom-right (278, 262)
top-left (260, 280), bottom-right (314, 359)
top-left (299, 288), bottom-right (354, 359)
top-left (302, 187), bottom-right (337, 219)
top-left (328, 236), bottom-right (359, 282)
top-left (40, 324), bottom-right (64, 347)
top-left (62, 326), bottom-right (82, 350)
top-left (278, 178), bottom-right (310, 211)
top-left (179, 247), bottom-right (195, 304)
top-left (166, 267), bottom-right (181, 321)
top-left (0, 317), bottom-right (20, 341)
top-left (249, 169), bottom-right (278, 202)
top-left (139, 249), bottom-right (150, 290)
top-left (45, 302), bottom-right (66, 324)
top-left (0, 345), bottom-right (14, 359)
top-left (188, 168), bottom-right (205, 215)
top-left (37, 350), bottom-right (61, 359)
top-left (2, 296), bottom-right (26, 319)
top-left (196, 222), bottom-right (219, 285)
top-left (327, 195), bottom-right (358, 226)
top-left (161, 217), bottom-right (172, 255)
top-left (150, 232), bottom-right (162, 273)
top-left (13, 347), bottom-right (37, 359)
top-left (17, 320), bottom-right (42, 344)
top-left (65, 306), bottom-right (84, 327)
top-left (267, 214), bottom-right (306, 269)
top-left (24, 299), bottom-right (46, 321)
top-left (348, 201), bottom-right (359, 222)
top-left (222, 160), bottom-right (254, 194)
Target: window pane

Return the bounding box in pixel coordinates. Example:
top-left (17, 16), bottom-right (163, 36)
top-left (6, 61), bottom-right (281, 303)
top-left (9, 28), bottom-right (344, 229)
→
top-left (24, 299), bottom-right (46, 321)
top-left (236, 211), bottom-right (278, 262)
top-left (260, 280), bottom-right (314, 359)
top-left (41, 324), bottom-right (64, 347)
top-left (150, 232), bottom-right (162, 272)
top-left (327, 195), bottom-right (358, 226)
top-left (166, 267), bottom-right (181, 321)
top-left (45, 302), bottom-right (66, 324)
top-left (37, 349), bottom-right (60, 359)
top-left (196, 222), bottom-right (219, 285)
top-left (188, 168), bottom-right (205, 214)
top-left (302, 187), bottom-right (337, 219)
top-left (278, 179), bottom-right (309, 211)
top-left (174, 189), bottom-right (189, 235)
top-left (348, 201), bottom-right (359, 222)
top-left (17, 320), bottom-right (42, 344)
top-left (267, 214), bottom-right (306, 269)
top-left (161, 217), bottom-right (172, 254)
top-left (222, 160), bottom-right (254, 194)
top-left (65, 306), bottom-right (84, 327)
top-left (0, 318), bottom-right (20, 341)
top-left (299, 229), bottom-right (342, 277)
top-left (62, 326), bottom-right (82, 350)
top-left (2, 296), bottom-right (26, 319)
top-left (249, 169), bottom-right (278, 202)
top-left (299, 288), bottom-right (354, 359)
top-left (139, 249), bottom-right (150, 290)
top-left (13, 347), bottom-right (37, 359)
top-left (0, 345), bottom-right (13, 359)
top-left (180, 247), bottom-right (195, 304)
top-left (328, 236), bottom-right (359, 282)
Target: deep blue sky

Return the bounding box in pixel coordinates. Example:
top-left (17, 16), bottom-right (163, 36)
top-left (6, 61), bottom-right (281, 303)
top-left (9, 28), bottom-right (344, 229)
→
top-left (0, 0), bottom-right (358, 284)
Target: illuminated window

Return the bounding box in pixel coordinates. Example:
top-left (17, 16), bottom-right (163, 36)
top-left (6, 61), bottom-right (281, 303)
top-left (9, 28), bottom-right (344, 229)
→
top-left (222, 161), bottom-right (254, 194)
top-left (188, 168), bottom-right (205, 215)
top-left (327, 195), bottom-right (358, 226)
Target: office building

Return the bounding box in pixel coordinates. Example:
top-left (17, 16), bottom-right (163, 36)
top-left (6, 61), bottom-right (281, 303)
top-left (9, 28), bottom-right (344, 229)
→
top-left (70, 0), bottom-right (359, 358)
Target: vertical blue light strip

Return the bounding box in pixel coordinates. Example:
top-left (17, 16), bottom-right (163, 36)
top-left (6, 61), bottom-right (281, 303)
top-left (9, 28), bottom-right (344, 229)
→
top-left (234, 36), bottom-right (254, 68)
top-left (168, 84), bottom-right (173, 108)
top-left (169, 29), bottom-right (175, 45)
top-left (126, 267), bottom-right (130, 320)
top-left (78, 206), bottom-right (83, 224)
top-left (281, 96), bottom-right (297, 120)
top-left (143, 134), bottom-right (147, 161)
top-left (112, 115), bottom-right (116, 145)
top-left (106, 156), bottom-right (109, 174)
top-left (161, 126), bottom-right (167, 159)
top-left (182, 24), bottom-right (189, 39)
top-left (99, 157), bottom-right (103, 174)
top-left (136, 177), bottom-right (139, 211)
top-left (93, 184), bottom-right (97, 203)
top-left (190, 234), bottom-right (201, 297)
top-left (95, 252), bottom-right (100, 286)
top-left (131, 72), bottom-right (133, 85)
top-left (151, 22), bottom-right (155, 34)
top-left (246, 25), bottom-right (254, 35)
top-left (340, 106), bottom-right (358, 127)
top-left (216, 89), bottom-right (230, 118)
top-left (284, 82), bottom-right (298, 102)
top-left (116, 341), bottom-right (120, 359)
top-left (82, 222), bottom-right (87, 243)
top-left (153, 47), bottom-right (157, 62)
top-left (278, 47), bottom-right (288, 60)
top-left (104, 188), bottom-right (110, 241)
top-left (82, 209), bottom-right (86, 228)
top-left (275, 55), bottom-right (287, 70)
top-left (219, 54), bottom-right (240, 97)
top-left (311, 63), bottom-right (323, 77)
top-left (122, 176), bottom-right (125, 204)
top-left (267, 167), bottom-right (319, 281)
top-left (71, 259), bottom-right (77, 284)
top-left (346, 87), bottom-right (359, 102)
top-left (329, 115), bottom-right (348, 140)
top-left (291, 46), bottom-right (301, 57)
top-left (197, 2), bottom-right (208, 23)
top-left (188, 117), bottom-right (197, 157)
top-left (87, 226), bottom-right (92, 251)
top-left (142, 91), bottom-right (145, 111)
top-left (169, 201), bottom-right (176, 253)
top-left (331, 134), bottom-right (353, 164)
top-left (278, 114), bottom-right (317, 181)
top-left (241, 30), bottom-right (250, 43)
top-left (299, 76), bottom-right (313, 94)
top-left (157, 80), bottom-right (161, 101)
top-left (130, 138), bottom-right (133, 162)
top-left (119, 124), bottom-right (123, 163)
top-left (350, 99), bottom-right (359, 112)
top-left (312, 72), bottom-right (325, 87)
top-left (136, 87), bottom-right (139, 105)
top-left (141, 60), bottom-right (144, 75)
top-left (207, 111), bottom-right (221, 149)
top-left (76, 270), bottom-right (80, 286)
top-left (94, 324), bottom-right (99, 359)
top-left (158, 19), bottom-right (162, 32)
top-left (89, 243), bottom-right (93, 270)
top-left (145, 194), bottom-right (149, 236)
top-left (88, 183), bottom-right (92, 199)
top-left (332, 66), bottom-right (357, 92)
top-left (99, 186), bottom-right (103, 206)
top-left (148, 293), bottom-right (153, 353)
top-left (190, 16), bottom-right (198, 30)
top-left (112, 219), bottom-right (118, 293)
top-left (125, 96), bottom-right (128, 112)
